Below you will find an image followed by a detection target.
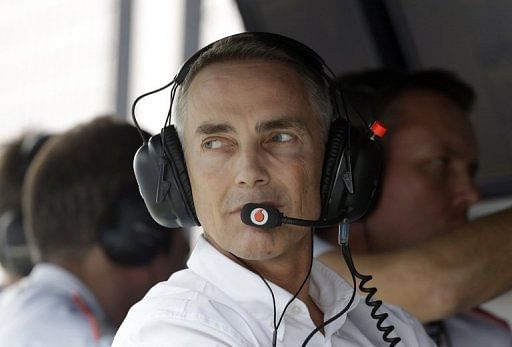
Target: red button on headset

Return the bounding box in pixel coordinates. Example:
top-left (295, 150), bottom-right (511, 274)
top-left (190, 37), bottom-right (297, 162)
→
top-left (370, 120), bottom-right (387, 138)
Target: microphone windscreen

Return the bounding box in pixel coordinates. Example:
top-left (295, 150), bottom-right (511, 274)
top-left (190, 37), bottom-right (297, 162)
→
top-left (241, 203), bottom-right (282, 228)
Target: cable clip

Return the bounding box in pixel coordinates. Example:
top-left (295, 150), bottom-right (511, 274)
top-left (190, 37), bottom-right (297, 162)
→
top-left (338, 219), bottom-right (350, 245)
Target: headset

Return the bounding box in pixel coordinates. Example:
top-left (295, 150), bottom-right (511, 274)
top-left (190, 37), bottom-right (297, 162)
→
top-left (132, 31), bottom-right (384, 229)
top-left (97, 183), bottom-right (173, 267)
top-left (0, 210), bottom-right (32, 276)
top-left (0, 134), bottom-right (50, 277)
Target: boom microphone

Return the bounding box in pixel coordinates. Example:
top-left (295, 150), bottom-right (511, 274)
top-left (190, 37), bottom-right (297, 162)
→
top-left (241, 203), bottom-right (342, 229)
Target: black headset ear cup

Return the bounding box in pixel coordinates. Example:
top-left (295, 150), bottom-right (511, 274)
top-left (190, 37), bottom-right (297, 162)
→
top-left (320, 119), bottom-right (383, 222)
top-left (0, 210), bottom-right (33, 276)
top-left (134, 126), bottom-right (199, 228)
top-left (0, 134), bottom-right (50, 276)
top-left (98, 189), bottom-right (172, 266)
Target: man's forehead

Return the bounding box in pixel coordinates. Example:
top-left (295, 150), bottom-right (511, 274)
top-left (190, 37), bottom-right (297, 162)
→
top-left (387, 90), bottom-right (475, 138)
top-left (194, 117), bottom-right (309, 135)
top-left (185, 59), bottom-right (308, 107)
top-left (183, 59), bottom-right (318, 134)
top-left (388, 89), bottom-right (469, 124)
top-left (389, 120), bottom-right (478, 162)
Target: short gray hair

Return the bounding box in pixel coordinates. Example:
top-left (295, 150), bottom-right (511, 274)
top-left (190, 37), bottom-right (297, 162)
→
top-left (173, 34), bottom-right (333, 144)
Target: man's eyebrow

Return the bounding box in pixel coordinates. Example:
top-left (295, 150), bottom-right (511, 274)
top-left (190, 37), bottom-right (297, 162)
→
top-left (256, 117), bottom-right (308, 134)
top-left (196, 123), bottom-right (236, 135)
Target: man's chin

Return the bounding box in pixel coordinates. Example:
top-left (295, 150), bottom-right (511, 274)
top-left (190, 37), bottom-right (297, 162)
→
top-left (448, 217), bottom-right (468, 230)
top-left (229, 246), bottom-right (283, 262)
top-left (227, 228), bottom-right (282, 260)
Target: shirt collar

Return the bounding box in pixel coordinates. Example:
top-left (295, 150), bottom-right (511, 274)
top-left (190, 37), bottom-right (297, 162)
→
top-left (187, 235), bottom-right (360, 341)
top-left (310, 260), bottom-right (361, 338)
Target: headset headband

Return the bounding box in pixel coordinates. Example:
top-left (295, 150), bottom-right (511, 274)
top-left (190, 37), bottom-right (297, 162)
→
top-left (132, 32), bottom-right (339, 140)
top-left (175, 32), bottom-right (328, 85)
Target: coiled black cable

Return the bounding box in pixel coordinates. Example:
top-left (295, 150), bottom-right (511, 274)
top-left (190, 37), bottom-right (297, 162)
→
top-left (232, 223), bottom-right (401, 346)
top-left (342, 242), bottom-right (402, 346)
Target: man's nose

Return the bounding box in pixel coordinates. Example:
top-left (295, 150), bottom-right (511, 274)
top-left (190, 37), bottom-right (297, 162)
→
top-left (234, 146), bottom-right (270, 188)
top-left (452, 173), bottom-right (480, 208)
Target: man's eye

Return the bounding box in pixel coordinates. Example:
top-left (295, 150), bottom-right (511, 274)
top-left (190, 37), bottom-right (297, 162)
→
top-left (432, 156), bottom-right (450, 167)
top-left (271, 133), bottom-right (294, 143)
top-left (425, 156), bottom-right (451, 174)
top-left (203, 139), bottom-right (223, 149)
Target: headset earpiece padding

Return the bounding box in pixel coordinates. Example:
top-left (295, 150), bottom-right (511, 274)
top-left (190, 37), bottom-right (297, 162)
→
top-left (321, 118), bottom-right (347, 209)
top-left (133, 127), bottom-right (199, 228)
top-left (161, 126), bottom-right (196, 221)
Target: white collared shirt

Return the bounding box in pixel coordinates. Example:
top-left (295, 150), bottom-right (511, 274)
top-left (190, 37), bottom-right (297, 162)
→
top-left (0, 263), bottom-right (114, 347)
top-left (113, 235), bottom-right (433, 346)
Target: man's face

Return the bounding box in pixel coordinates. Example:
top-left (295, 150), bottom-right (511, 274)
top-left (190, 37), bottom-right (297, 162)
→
top-left (363, 89), bottom-right (479, 251)
top-left (181, 60), bottom-right (325, 261)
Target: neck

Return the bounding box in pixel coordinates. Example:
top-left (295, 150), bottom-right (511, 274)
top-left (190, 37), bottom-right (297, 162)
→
top-left (240, 232), bottom-right (325, 328)
top-left (2, 273), bottom-right (22, 287)
top-left (222, 231), bottom-right (315, 299)
top-left (206, 231), bottom-right (326, 328)
top-left (248, 258), bottom-right (312, 303)
top-left (60, 247), bottom-right (153, 328)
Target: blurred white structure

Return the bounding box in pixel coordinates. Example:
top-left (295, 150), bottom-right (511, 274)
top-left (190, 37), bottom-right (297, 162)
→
top-left (0, 0), bottom-right (120, 140)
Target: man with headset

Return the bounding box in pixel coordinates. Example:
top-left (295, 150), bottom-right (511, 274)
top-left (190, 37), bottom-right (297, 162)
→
top-left (113, 33), bottom-right (434, 346)
top-left (316, 69), bottom-right (512, 346)
top-left (0, 134), bottom-right (50, 289)
top-left (0, 116), bottom-right (190, 346)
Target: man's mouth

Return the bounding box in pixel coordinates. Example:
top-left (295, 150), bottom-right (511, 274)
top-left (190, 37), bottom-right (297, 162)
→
top-left (229, 201), bottom-right (283, 215)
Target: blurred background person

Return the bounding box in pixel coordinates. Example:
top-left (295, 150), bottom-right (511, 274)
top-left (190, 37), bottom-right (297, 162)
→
top-left (317, 69), bottom-right (512, 346)
top-left (0, 134), bottom-right (50, 289)
top-left (0, 116), bottom-right (190, 346)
